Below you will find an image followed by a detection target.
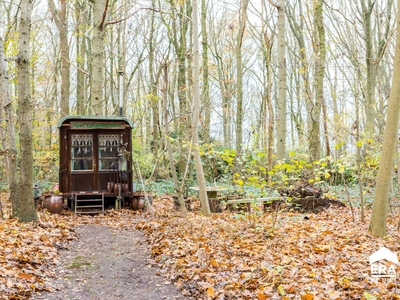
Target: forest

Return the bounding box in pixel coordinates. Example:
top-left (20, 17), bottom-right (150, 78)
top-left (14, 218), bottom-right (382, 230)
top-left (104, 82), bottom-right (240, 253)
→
top-left (1, 0), bottom-right (400, 298)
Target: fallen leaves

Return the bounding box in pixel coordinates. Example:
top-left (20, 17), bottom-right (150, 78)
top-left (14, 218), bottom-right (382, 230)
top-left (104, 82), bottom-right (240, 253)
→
top-left (137, 197), bottom-right (400, 299)
top-left (1, 193), bottom-right (400, 299)
top-left (0, 208), bottom-right (76, 299)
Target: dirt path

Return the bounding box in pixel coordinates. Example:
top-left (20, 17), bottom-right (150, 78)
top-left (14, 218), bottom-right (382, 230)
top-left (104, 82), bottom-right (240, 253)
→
top-left (32, 224), bottom-right (185, 300)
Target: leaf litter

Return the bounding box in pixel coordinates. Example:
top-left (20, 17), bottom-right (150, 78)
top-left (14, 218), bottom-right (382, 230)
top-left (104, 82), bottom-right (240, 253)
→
top-left (0, 195), bottom-right (399, 299)
top-left (137, 197), bottom-right (400, 299)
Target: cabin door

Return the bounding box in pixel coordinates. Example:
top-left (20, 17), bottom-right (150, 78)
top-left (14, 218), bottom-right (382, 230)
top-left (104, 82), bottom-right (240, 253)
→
top-left (69, 133), bottom-right (97, 191)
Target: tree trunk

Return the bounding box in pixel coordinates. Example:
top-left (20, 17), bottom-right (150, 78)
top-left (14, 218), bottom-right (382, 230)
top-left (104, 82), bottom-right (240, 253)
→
top-left (235, 0), bottom-right (249, 157)
top-left (0, 38), bottom-right (10, 174)
top-left (149, 1), bottom-right (160, 180)
top-left (201, 0), bottom-right (211, 143)
top-left (276, 0), bottom-right (287, 160)
top-left (361, 0), bottom-right (376, 136)
top-left (309, 0), bottom-right (326, 161)
top-left (75, 0), bottom-right (88, 114)
top-left (16, 0), bottom-right (37, 222)
top-left (266, 44), bottom-right (274, 182)
top-left (214, 53), bottom-right (232, 148)
top-left (192, 0), bottom-right (211, 216)
top-left (91, 0), bottom-right (109, 115)
top-left (361, 0), bottom-right (393, 139)
top-left (162, 64), bottom-right (187, 215)
top-left (369, 0), bottom-right (400, 237)
top-left (48, 0), bottom-right (70, 116)
top-left (164, 0), bottom-right (190, 173)
top-left (0, 38), bottom-right (18, 210)
top-left (117, 0), bottom-right (127, 116)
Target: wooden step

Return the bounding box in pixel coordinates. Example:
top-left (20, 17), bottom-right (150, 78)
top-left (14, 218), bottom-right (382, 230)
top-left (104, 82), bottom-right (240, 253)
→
top-left (75, 205), bottom-right (103, 208)
top-left (74, 193), bottom-right (104, 215)
top-left (76, 199), bottom-right (104, 202)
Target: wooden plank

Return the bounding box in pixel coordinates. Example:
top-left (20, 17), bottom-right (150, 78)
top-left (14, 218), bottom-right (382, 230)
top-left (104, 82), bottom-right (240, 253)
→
top-left (189, 186), bottom-right (228, 192)
top-left (226, 197), bottom-right (281, 204)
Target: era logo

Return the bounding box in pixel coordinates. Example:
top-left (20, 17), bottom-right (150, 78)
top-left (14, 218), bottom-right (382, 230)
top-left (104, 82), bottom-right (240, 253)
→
top-left (369, 246), bottom-right (399, 278)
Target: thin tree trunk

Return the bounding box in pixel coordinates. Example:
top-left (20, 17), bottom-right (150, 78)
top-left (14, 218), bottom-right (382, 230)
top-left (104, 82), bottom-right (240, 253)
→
top-left (309, 0), bottom-right (326, 161)
top-left (149, 1), bottom-right (159, 180)
top-left (266, 47), bottom-right (274, 183)
top-left (192, 0), bottom-right (211, 216)
top-left (355, 93), bottom-right (365, 222)
top-left (0, 38), bottom-right (17, 205)
top-left (201, 0), bottom-right (211, 143)
top-left (0, 38), bottom-right (11, 174)
top-left (235, 0), bottom-right (250, 157)
top-left (75, 0), bottom-right (87, 114)
top-left (276, 0), bottom-right (287, 160)
top-left (361, 0), bottom-right (376, 136)
top-left (48, 0), bottom-right (70, 116)
top-left (118, 0), bottom-right (127, 115)
top-left (215, 54), bottom-right (232, 148)
top-left (162, 64), bottom-right (187, 215)
top-left (321, 96), bottom-right (330, 157)
top-left (260, 3), bottom-right (274, 175)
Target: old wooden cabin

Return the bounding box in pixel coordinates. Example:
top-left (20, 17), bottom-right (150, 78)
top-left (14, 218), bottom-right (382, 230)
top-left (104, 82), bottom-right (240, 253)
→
top-left (58, 115), bottom-right (134, 213)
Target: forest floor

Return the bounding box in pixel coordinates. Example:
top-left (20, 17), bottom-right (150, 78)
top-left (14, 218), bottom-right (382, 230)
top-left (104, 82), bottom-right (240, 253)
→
top-left (0, 194), bottom-right (400, 299)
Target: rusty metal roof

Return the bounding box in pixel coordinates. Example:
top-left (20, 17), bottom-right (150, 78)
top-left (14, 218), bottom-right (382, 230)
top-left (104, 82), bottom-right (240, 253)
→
top-left (57, 115), bottom-right (134, 128)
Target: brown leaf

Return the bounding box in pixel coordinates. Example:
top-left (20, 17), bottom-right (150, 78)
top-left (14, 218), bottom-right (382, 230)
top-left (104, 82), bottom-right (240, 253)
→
top-left (17, 273), bottom-right (35, 282)
top-left (210, 258), bottom-right (219, 268)
top-left (257, 293), bottom-right (266, 300)
top-left (206, 286), bottom-right (215, 297)
top-left (301, 294), bottom-right (314, 300)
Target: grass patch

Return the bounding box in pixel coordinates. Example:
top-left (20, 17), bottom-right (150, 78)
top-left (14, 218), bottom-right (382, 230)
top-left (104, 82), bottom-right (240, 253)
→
top-left (67, 255), bottom-right (92, 269)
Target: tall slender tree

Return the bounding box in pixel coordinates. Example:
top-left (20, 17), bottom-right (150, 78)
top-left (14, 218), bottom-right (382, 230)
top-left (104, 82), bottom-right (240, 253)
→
top-left (201, 0), bottom-right (211, 143)
top-left (91, 0), bottom-right (109, 115)
top-left (16, 0), bottom-right (37, 222)
top-left (235, 0), bottom-right (250, 157)
top-left (192, 0), bottom-right (211, 216)
top-left (274, 0), bottom-right (287, 160)
top-left (0, 38), bottom-right (17, 209)
top-left (48, 0), bottom-right (70, 116)
top-left (75, 0), bottom-right (88, 114)
top-left (309, 0), bottom-right (326, 161)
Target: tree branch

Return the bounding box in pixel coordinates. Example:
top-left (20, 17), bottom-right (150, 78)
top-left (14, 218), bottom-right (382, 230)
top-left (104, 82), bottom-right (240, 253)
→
top-left (99, 0), bottom-right (110, 28)
top-left (61, 56), bottom-right (90, 76)
top-left (106, 7), bottom-right (167, 26)
top-left (267, 0), bottom-right (279, 9)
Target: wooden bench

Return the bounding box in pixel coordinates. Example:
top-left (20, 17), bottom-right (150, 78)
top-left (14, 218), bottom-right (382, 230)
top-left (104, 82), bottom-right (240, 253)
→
top-left (190, 186), bottom-right (228, 213)
top-left (226, 197), bottom-right (281, 212)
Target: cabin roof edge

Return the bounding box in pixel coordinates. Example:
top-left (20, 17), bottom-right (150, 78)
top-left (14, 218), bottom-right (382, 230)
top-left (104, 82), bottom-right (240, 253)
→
top-left (57, 115), bottom-right (133, 128)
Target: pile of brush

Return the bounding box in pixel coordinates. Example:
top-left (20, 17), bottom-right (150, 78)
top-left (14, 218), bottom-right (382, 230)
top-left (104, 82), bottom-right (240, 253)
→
top-left (278, 181), bottom-right (345, 212)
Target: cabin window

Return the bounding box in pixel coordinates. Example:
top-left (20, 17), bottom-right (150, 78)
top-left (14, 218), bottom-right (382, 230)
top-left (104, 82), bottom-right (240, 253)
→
top-left (71, 134), bottom-right (93, 171)
top-left (98, 134), bottom-right (120, 171)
